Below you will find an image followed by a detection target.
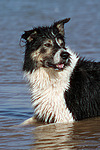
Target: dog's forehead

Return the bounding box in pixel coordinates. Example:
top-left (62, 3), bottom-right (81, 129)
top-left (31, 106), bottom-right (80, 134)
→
top-left (36, 26), bottom-right (59, 38)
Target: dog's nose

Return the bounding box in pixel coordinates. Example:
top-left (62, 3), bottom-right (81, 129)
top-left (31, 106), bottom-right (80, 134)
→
top-left (60, 51), bottom-right (69, 60)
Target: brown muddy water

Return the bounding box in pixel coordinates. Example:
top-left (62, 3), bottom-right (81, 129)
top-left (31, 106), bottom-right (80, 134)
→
top-left (0, 0), bottom-right (100, 149)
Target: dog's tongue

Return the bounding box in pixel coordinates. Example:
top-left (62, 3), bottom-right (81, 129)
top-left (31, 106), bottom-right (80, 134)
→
top-left (56, 64), bottom-right (64, 69)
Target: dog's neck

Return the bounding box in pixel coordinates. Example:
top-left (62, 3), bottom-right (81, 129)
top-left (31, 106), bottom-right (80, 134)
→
top-left (24, 48), bottom-right (79, 123)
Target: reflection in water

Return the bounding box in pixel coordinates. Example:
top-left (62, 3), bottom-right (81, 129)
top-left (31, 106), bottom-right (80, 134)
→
top-left (0, 117), bottom-right (100, 149)
top-left (33, 123), bottom-right (74, 150)
top-left (32, 118), bottom-right (100, 150)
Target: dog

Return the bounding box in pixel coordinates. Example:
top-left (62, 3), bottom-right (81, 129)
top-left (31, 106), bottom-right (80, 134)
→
top-left (21, 18), bottom-right (100, 124)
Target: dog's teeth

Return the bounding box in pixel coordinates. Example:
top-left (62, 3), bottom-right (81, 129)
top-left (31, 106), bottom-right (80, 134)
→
top-left (56, 64), bottom-right (64, 69)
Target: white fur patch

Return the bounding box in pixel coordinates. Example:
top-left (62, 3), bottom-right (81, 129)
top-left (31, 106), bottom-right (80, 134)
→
top-left (53, 49), bottom-right (62, 63)
top-left (24, 47), bottom-right (79, 123)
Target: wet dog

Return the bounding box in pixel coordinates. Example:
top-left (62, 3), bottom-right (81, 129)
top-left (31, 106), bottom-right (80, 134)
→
top-left (21, 18), bottom-right (100, 124)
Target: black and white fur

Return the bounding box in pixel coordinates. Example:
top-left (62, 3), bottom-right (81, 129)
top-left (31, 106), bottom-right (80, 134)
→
top-left (21, 18), bottom-right (100, 124)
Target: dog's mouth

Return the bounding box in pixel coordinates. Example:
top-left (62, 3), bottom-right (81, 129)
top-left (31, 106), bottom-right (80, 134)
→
top-left (54, 63), bottom-right (65, 70)
top-left (44, 61), bottom-right (67, 70)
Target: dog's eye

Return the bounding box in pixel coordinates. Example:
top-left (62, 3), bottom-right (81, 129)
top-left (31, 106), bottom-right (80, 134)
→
top-left (44, 43), bottom-right (52, 47)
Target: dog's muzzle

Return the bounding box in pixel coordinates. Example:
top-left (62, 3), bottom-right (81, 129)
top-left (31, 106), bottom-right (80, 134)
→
top-left (51, 49), bottom-right (70, 70)
top-left (54, 49), bottom-right (69, 63)
top-left (43, 49), bottom-right (70, 70)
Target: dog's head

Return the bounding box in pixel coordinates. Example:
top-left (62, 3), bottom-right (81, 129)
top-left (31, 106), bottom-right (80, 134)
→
top-left (21, 18), bottom-right (71, 72)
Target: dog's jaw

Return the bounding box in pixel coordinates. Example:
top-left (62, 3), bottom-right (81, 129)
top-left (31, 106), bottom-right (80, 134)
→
top-left (24, 47), bottom-right (79, 123)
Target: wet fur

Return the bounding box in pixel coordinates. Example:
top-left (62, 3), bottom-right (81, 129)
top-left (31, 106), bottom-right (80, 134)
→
top-left (21, 18), bottom-right (100, 124)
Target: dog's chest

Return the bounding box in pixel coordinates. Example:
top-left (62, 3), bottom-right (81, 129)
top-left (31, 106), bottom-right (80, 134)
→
top-left (26, 68), bottom-right (74, 123)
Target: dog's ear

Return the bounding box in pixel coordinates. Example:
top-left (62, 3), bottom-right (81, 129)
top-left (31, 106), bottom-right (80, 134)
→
top-left (21, 30), bottom-right (37, 42)
top-left (54, 18), bottom-right (70, 35)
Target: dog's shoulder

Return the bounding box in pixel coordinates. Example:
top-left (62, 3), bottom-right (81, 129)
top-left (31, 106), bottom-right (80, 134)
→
top-left (72, 58), bottom-right (100, 80)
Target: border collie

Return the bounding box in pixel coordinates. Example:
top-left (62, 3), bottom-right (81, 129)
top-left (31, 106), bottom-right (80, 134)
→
top-left (21, 18), bottom-right (100, 124)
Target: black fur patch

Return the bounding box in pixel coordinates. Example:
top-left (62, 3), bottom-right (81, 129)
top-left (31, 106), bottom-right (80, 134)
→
top-left (65, 59), bottom-right (100, 120)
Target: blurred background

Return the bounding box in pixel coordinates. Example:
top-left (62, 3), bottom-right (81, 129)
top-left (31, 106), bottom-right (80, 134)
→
top-left (0, 0), bottom-right (100, 149)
